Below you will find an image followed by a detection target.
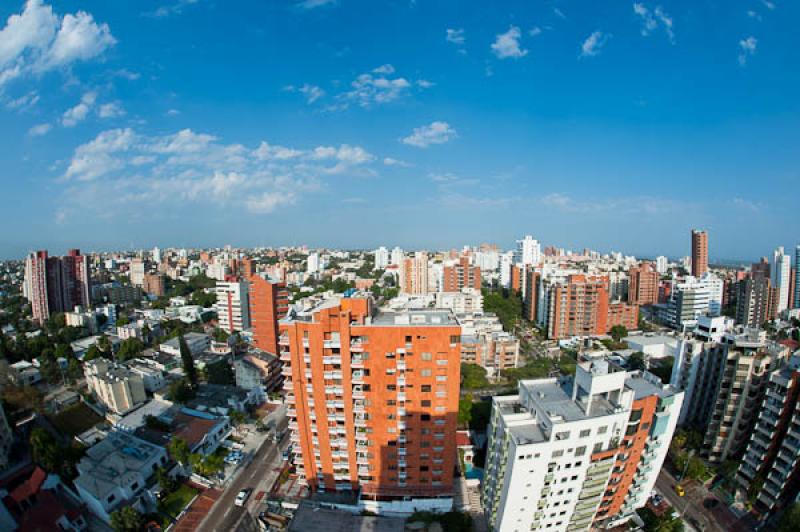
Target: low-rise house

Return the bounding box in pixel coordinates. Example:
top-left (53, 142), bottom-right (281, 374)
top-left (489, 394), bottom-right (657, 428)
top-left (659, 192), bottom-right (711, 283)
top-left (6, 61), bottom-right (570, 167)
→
top-left (84, 360), bottom-right (147, 415)
top-left (74, 431), bottom-right (167, 523)
top-left (65, 306), bottom-right (99, 334)
top-left (9, 361), bottom-right (41, 386)
top-left (126, 359), bottom-right (166, 392)
top-left (0, 466), bottom-right (88, 531)
top-left (169, 409), bottom-right (231, 456)
top-left (185, 384), bottom-right (259, 416)
top-left (159, 332), bottom-right (210, 357)
top-left (235, 349), bottom-right (283, 399)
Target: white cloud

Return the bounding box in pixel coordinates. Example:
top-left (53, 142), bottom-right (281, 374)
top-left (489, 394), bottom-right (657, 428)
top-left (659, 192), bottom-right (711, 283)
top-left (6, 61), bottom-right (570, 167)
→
top-left (297, 0), bottom-right (336, 9)
top-left (491, 26), bottom-right (527, 59)
top-left (27, 122), bottom-right (51, 136)
top-left (5, 90), bottom-right (39, 109)
top-left (61, 91), bottom-right (96, 127)
top-left (59, 127), bottom-right (375, 220)
top-left (147, 0), bottom-right (200, 18)
top-left (402, 121), bottom-right (457, 148)
top-left (529, 26), bottom-right (542, 37)
top-left (383, 157), bottom-right (410, 167)
top-left (416, 79), bottom-right (434, 89)
top-left (446, 28), bottom-right (465, 45)
top-left (98, 101), bottom-right (124, 119)
top-left (580, 31), bottom-right (611, 57)
top-left (747, 10), bottom-right (762, 20)
top-left (633, 3), bottom-right (674, 42)
top-left (761, 0), bottom-right (775, 10)
top-left (342, 66), bottom-right (411, 107)
top-left (289, 83), bottom-right (324, 103)
top-left (166, 108), bottom-right (180, 116)
top-left (738, 36), bottom-right (757, 65)
top-left (0, 1), bottom-right (115, 87)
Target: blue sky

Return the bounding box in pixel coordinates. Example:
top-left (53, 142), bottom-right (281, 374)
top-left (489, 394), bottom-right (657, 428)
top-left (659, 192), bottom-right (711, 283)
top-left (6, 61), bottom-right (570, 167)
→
top-left (1, 0), bottom-right (798, 261)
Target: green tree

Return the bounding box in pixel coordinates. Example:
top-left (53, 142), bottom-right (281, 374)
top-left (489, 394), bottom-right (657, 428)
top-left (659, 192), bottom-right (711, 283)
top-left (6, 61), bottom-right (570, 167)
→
top-left (229, 410), bottom-right (247, 427)
top-left (116, 338), bottom-right (144, 361)
top-left (461, 363), bottom-right (489, 389)
top-left (30, 428), bottom-right (60, 472)
top-left (628, 351), bottom-right (647, 371)
top-left (168, 437), bottom-right (191, 466)
top-left (778, 503), bottom-right (800, 532)
top-left (639, 506), bottom-right (684, 532)
top-left (458, 394), bottom-right (473, 426)
top-left (206, 359), bottom-right (234, 385)
top-left (179, 335), bottom-right (198, 388)
top-left (110, 506), bottom-right (144, 532)
top-left (212, 328), bottom-right (230, 343)
top-left (115, 316), bottom-right (130, 327)
top-left (169, 379), bottom-right (195, 403)
top-left (155, 466), bottom-right (176, 492)
top-left (609, 325), bottom-right (628, 342)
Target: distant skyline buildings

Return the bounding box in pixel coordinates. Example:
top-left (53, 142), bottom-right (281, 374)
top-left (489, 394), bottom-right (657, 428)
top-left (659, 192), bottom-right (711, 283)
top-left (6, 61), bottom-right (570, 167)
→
top-left (691, 230), bottom-right (709, 278)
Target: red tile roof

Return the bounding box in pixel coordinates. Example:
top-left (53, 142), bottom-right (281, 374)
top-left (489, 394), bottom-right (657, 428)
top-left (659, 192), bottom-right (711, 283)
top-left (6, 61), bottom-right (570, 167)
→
top-left (172, 412), bottom-right (220, 450)
top-left (456, 431), bottom-right (472, 447)
top-left (7, 467), bottom-right (47, 505)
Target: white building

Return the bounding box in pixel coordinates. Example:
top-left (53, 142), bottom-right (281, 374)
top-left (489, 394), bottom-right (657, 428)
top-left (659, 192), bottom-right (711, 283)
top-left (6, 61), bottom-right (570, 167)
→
top-left (435, 289), bottom-right (484, 314)
top-left (516, 235), bottom-right (542, 267)
top-left (390, 246), bottom-right (404, 266)
top-left (74, 431), bottom-right (167, 523)
top-left (307, 252), bottom-right (320, 274)
top-left (483, 361), bottom-right (682, 532)
top-left (772, 246), bottom-right (791, 313)
top-left (84, 360), bottom-right (147, 415)
top-left (499, 251), bottom-right (514, 288)
top-left (624, 335), bottom-right (677, 360)
top-left (374, 246), bottom-right (389, 270)
top-left (664, 274), bottom-right (723, 329)
top-left (126, 360), bottom-right (167, 392)
top-left (65, 306), bottom-right (98, 333)
top-left (214, 280), bottom-right (250, 333)
top-left (152, 246), bottom-right (161, 264)
top-left (655, 256), bottom-right (668, 275)
top-left (129, 259), bottom-right (145, 287)
top-left (159, 332), bottom-right (210, 357)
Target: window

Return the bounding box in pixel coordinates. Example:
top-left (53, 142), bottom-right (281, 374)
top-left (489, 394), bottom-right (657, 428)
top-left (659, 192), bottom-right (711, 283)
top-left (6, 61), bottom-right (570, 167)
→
top-left (575, 446), bottom-right (586, 456)
top-left (421, 400), bottom-right (431, 407)
top-left (421, 369), bottom-right (432, 377)
top-left (552, 450), bottom-right (564, 458)
top-left (421, 353), bottom-right (432, 360)
top-left (598, 426), bottom-right (608, 434)
top-left (421, 385), bottom-right (432, 392)
top-left (580, 429), bottom-right (591, 438)
top-left (421, 414), bottom-right (431, 421)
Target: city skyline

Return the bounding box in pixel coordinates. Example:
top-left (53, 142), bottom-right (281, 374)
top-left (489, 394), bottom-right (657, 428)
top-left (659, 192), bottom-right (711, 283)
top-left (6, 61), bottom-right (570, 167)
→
top-left (2, 1), bottom-right (800, 259)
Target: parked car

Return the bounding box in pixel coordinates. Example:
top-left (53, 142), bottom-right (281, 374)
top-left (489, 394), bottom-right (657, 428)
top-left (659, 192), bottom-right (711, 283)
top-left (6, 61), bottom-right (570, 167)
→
top-left (234, 488), bottom-right (252, 507)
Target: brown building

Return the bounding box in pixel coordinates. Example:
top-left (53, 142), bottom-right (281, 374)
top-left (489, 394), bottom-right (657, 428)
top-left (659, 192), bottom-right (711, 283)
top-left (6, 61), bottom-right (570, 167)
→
top-left (510, 265), bottom-right (523, 294)
top-left (143, 273), bottom-right (166, 297)
top-left (442, 257), bottom-right (481, 292)
top-left (24, 249), bottom-right (91, 325)
top-left (547, 275), bottom-right (610, 339)
top-left (691, 229), bottom-right (708, 277)
top-left (280, 297), bottom-right (461, 512)
top-left (628, 262), bottom-right (659, 306)
top-left (735, 277), bottom-right (777, 327)
top-left (751, 257), bottom-right (771, 280)
top-left (239, 257), bottom-right (256, 279)
top-left (249, 275), bottom-right (289, 354)
top-left (607, 302), bottom-right (639, 331)
top-left (523, 268), bottom-right (540, 322)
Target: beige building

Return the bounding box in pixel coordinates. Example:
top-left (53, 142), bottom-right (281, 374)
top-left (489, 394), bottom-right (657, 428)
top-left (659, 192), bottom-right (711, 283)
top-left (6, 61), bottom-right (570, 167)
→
top-left (84, 359), bottom-right (147, 415)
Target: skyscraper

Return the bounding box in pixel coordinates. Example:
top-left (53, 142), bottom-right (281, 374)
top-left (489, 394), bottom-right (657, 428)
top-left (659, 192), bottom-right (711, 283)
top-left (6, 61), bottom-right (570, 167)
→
top-left (516, 235), bottom-right (542, 267)
top-left (735, 277), bottom-right (777, 327)
top-left (794, 245), bottom-right (800, 309)
top-left (250, 274), bottom-right (289, 354)
top-left (655, 255), bottom-right (668, 275)
top-left (400, 252), bottom-right (429, 295)
top-left (628, 262), bottom-right (659, 306)
top-left (24, 249), bottom-right (91, 324)
top-left (482, 362), bottom-right (683, 531)
top-left (280, 296), bottom-right (461, 514)
top-left (771, 246), bottom-right (791, 313)
top-left (215, 280), bottom-right (251, 333)
top-left (442, 257), bottom-right (481, 292)
top-left (691, 229), bottom-right (708, 277)
top-left (374, 246), bottom-right (390, 270)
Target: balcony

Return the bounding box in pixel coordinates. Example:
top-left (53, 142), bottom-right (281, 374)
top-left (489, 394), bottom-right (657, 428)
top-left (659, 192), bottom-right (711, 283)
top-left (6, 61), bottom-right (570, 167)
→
top-left (280, 351), bottom-right (291, 362)
top-left (351, 356), bottom-right (365, 367)
top-left (279, 334), bottom-right (290, 346)
top-left (351, 371), bottom-right (365, 383)
top-left (352, 387), bottom-right (366, 400)
top-left (324, 339), bottom-right (341, 349)
top-left (323, 356), bottom-right (342, 365)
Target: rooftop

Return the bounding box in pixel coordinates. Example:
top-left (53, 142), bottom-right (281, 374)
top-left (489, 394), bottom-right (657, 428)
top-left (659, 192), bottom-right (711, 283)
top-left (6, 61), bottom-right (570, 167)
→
top-left (521, 378), bottom-right (617, 422)
top-left (288, 503), bottom-right (405, 532)
top-left (367, 309), bottom-right (458, 327)
top-left (624, 372), bottom-right (674, 400)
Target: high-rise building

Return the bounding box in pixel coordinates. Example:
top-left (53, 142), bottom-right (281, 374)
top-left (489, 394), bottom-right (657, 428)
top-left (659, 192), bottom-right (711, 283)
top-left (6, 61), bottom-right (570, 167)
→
top-left (24, 249), bottom-right (91, 324)
top-left (482, 362), bottom-right (683, 531)
top-left (691, 229), bottom-right (708, 278)
top-left (794, 245), bottom-right (800, 309)
top-left (524, 268), bottom-right (541, 322)
top-left (628, 262), bottom-right (659, 306)
top-left (129, 258), bottom-right (146, 287)
top-left (772, 247), bottom-right (791, 313)
top-left (655, 256), bottom-right (668, 275)
top-left (752, 257), bottom-right (771, 280)
top-left (400, 252), bottom-right (429, 295)
top-left (280, 297), bottom-right (461, 514)
top-left (442, 257), bottom-right (481, 292)
top-left (152, 246), bottom-right (162, 264)
top-left (663, 275), bottom-right (723, 329)
top-left (546, 275), bottom-right (609, 339)
top-left (516, 235), bottom-right (542, 267)
top-left (215, 280), bottom-right (251, 333)
top-left (374, 247), bottom-right (390, 270)
top-left (737, 356), bottom-right (800, 516)
top-left (735, 277), bottom-right (777, 327)
top-left (390, 246), bottom-right (404, 266)
top-left (250, 274), bottom-right (289, 354)
top-left (143, 273), bottom-right (166, 297)
top-left (239, 257), bottom-right (256, 278)
top-left (307, 252), bottom-right (320, 275)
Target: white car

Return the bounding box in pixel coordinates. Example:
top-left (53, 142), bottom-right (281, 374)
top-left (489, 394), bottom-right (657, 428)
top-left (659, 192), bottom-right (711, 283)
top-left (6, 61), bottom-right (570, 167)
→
top-left (234, 489), bottom-right (252, 507)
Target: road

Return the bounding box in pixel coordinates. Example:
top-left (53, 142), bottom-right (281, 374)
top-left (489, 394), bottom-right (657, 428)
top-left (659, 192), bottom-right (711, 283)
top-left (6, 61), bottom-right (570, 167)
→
top-left (655, 468), bottom-right (736, 532)
top-left (198, 418), bottom-right (288, 532)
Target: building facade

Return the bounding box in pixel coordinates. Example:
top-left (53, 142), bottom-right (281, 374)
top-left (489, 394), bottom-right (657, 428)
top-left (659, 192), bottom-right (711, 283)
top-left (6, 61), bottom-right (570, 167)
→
top-left (482, 361), bottom-right (683, 532)
top-left (442, 257), bottom-right (481, 292)
top-left (628, 262), bottom-right (659, 306)
top-left (691, 230), bottom-right (708, 278)
top-left (215, 280), bottom-right (251, 333)
top-left (249, 274), bottom-right (289, 354)
top-left (24, 249), bottom-right (91, 324)
top-left (280, 296), bottom-right (461, 515)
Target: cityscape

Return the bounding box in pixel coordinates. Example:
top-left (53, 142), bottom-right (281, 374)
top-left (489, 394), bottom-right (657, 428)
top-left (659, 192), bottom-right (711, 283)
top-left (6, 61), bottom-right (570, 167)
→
top-left (2, 1), bottom-right (800, 532)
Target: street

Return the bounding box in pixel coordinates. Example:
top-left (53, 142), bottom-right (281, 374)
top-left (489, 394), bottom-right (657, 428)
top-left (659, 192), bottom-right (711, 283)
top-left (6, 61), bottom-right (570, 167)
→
top-left (655, 468), bottom-right (739, 532)
top-left (197, 418), bottom-right (289, 532)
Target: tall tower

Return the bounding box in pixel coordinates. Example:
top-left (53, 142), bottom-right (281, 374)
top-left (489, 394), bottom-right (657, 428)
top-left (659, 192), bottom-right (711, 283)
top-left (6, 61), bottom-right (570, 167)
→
top-left (249, 274), bottom-right (289, 354)
top-left (280, 296), bottom-right (461, 514)
top-left (691, 230), bottom-right (708, 278)
top-left (772, 247), bottom-right (791, 312)
top-left (794, 245), bottom-right (800, 309)
top-left (24, 249), bottom-right (90, 324)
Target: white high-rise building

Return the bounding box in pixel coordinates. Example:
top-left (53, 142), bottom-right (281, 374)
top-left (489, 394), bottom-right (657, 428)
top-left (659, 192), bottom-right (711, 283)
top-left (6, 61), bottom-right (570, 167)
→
top-left (152, 246), bottom-right (161, 264)
top-left (772, 247), bottom-right (791, 313)
top-left (215, 280), bottom-right (251, 332)
top-left (307, 252), bottom-right (320, 275)
top-left (655, 256), bottom-right (668, 275)
top-left (129, 259), bottom-right (145, 287)
top-left (374, 246), bottom-right (389, 270)
top-left (483, 361), bottom-right (683, 532)
top-left (516, 235), bottom-right (542, 266)
top-left (795, 245), bottom-right (800, 310)
top-left (499, 251), bottom-right (514, 288)
top-left (390, 246), bottom-right (404, 266)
